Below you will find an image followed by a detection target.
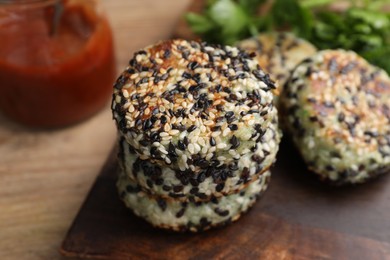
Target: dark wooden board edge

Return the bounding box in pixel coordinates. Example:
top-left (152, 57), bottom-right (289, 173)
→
top-left (59, 144), bottom-right (119, 259)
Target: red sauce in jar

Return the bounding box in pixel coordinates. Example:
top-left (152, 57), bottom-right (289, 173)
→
top-left (0, 1), bottom-right (116, 127)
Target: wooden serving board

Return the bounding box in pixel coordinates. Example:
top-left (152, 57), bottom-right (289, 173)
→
top-left (60, 140), bottom-right (390, 260)
top-left (61, 1), bottom-right (390, 259)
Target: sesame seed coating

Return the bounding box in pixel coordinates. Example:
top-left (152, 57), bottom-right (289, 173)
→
top-left (118, 120), bottom-right (280, 201)
top-left (117, 169), bottom-right (271, 232)
top-left (281, 50), bottom-right (390, 184)
top-left (112, 39), bottom-right (277, 171)
top-left (237, 32), bottom-right (317, 96)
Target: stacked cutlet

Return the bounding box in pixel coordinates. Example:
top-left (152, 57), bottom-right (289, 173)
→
top-left (112, 39), bottom-right (281, 232)
top-left (281, 50), bottom-right (390, 185)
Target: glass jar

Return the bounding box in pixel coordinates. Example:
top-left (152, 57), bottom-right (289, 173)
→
top-left (0, 0), bottom-right (116, 127)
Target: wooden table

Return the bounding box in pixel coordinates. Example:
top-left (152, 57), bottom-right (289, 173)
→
top-left (0, 1), bottom-right (190, 259)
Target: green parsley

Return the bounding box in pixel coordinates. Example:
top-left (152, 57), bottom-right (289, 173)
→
top-left (186, 0), bottom-right (390, 74)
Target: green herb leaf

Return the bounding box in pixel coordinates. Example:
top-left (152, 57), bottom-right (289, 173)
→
top-left (185, 13), bottom-right (215, 34)
top-left (185, 0), bottom-right (390, 74)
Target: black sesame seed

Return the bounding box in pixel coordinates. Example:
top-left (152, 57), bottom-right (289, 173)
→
top-left (163, 49), bottom-right (171, 58)
top-left (324, 101), bottom-right (335, 108)
top-left (168, 142), bottom-right (178, 157)
top-left (188, 61), bottom-right (199, 70)
top-left (210, 137), bottom-right (216, 146)
top-left (157, 199), bottom-right (167, 211)
top-left (182, 72), bottom-right (192, 79)
top-left (341, 62), bottom-right (356, 74)
top-left (183, 137), bottom-right (189, 145)
top-left (129, 58), bottom-right (136, 67)
top-left (211, 125), bottom-right (221, 132)
top-left (188, 125), bottom-right (197, 132)
top-left (228, 162), bottom-right (239, 171)
top-left (139, 139), bottom-right (149, 146)
top-left (225, 111), bottom-right (234, 118)
top-left (150, 147), bottom-right (161, 159)
top-left (177, 140), bottom-right (187, 150)
top-left (215, 183), bottom-right (224, 192)
top-left (160, 116), bottom-right (167, 124)
top-left (251, 154), bottom-right (264, 164)
top-left (230, 135), bottom-right (240, 149)
top-left (182, 50), bottom-right (190, 59)
top-left (223, 87), bottom-right (231, 93)
top-left (150, 132), bottom-right (161, 142)
top-left (197, 193), bottom-right (208, 200)
top-left (260, 111), bottom-right (268, 116)
top-left (197, 172), bottom-right (206, 183)
top-left (143, 118), bottom-right (153, 130)
top-left (214, 208), bottom-right (229, 217)
top-left (162, 185), bottom-right (171, 191)
top-left (155, 178), bottom-right (164, 185)
top-left (190, 187), bottom-right (199, 194)
top-left (198, 159), bottom-right (209, 169)
top-left (338, 112), bottom-right (345, 122)
top-left (364, 131), bottom-right (378, 137)
top-left (305, 67), bottom-right (312, 77)
top-left (126, 185), bottom-right (136, 193)
top-left (176, 208), bottom-right (186, 218)
top-left (228, 124), bottom-right (238, 131)
top-left (173, 185), bottom-right (184, 193)
top-left (189, 85), bottom-right (198, 92)
top-left (189, 178), bottom-right (199, 187)
top-left (325, 165), bottom-right (335, 171)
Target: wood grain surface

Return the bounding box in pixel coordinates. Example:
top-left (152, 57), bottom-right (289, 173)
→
top-left (61, 141), bottom-right (390, 260)
top-left (0, 1), bottom-right (190, 259)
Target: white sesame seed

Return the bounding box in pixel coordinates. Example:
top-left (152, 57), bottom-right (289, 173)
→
top-left (188, 143), bottom-right (195, 154)
top-left (170, 129), bottom-right (180, 136)
top-left (217, 156), bottom-right (226, 161)
top-left (193, 143), bottom-right (201, 153)
top-left (198, 137), bottom-right (206, 147)
top-left (160, 132), bottom-right (169, 137)
top-left (229, 150), bottom-right (236, 156)
top-left (122, 89), bottom-right (129, 98)
top-left (217, 143), bottom-right (227, 149)
top-left (211, 131), bottom-right (221, 137)
top-left (158, 147), bottom-right (168, 154)
top-left (222, 128), bottom-right (231, 137)
top-left (144, 108), bottom-right (150, 115)
top-left (130, 73), bottom-right (139, 79)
